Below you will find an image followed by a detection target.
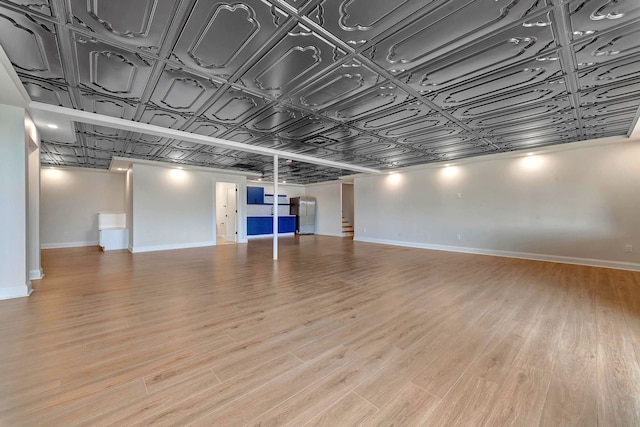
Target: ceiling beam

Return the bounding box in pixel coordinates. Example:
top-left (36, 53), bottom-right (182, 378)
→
top-left (29, 102), bottom-right (381, 174)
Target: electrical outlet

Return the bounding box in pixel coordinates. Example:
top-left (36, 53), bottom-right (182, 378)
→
top-left (625, 245), bottom-right (633, 253)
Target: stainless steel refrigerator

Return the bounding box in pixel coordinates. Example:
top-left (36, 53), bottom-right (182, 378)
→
top-left (290, 197), bottom-right (316, 235)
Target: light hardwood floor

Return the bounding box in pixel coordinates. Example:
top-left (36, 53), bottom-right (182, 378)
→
top-left (1, 236), bottom-right (639, 426)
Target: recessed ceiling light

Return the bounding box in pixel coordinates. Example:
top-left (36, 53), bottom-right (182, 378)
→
top-left (116, 168), bottom-right (126, 171)
top-left (258, 178), bottom-right (262, 181)
top-left (445, 163), bottom-right (451, 167)
top-left (282, 180), bottom-right (286, 183)
top-left (527, 152), bottom-right (534, 156)
top-left (47, 124), bottom-right (58, 129)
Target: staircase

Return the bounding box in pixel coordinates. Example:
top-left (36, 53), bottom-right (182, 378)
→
top-left (342, 217), bottom-right (354, 238)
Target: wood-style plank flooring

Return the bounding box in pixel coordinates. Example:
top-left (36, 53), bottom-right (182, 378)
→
top-left (1, 236), bottom-right (640, 426)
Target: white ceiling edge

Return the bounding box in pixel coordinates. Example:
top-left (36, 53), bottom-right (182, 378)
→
top-left (246, 179), bottom-right (306, 187)
top-left (0, 45), bottom-right (30, 108)
top-left (109, 156), bottom-right (262, 177)
top-left (28, 102), bottom-right (382, 175)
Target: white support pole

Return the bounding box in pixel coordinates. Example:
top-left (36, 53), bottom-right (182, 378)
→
top-left (273, 155), bottom-right (278, 261)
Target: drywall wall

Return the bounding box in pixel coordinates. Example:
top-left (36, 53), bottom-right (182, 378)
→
top-left (0, 105), bottom-right (30, 298)
top-left (125, 168), bottom-right (133, 251)
top-left (355, 139), bottom-right (640, 270)
top-left (132, 164), bottom-right (215, 252)
top-left (27, 131), bottom-right (42, 280)
top-left (130, 164), bottom-right (249, 252)
top-left (342, 183), bottom-right (354, 227)
top-left (41, 168), bottom-right (125, 248)
top-left (305, 181), bottom-right (342, 237)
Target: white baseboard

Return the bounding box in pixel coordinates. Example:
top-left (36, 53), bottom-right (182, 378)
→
top-left (0, 283), bottom-right (33, 300)
top-left (130, 241), bottom-right (215, 253)
top-left (41, 241), bottom-right (98, 249)
top-left (29, 268), bottom-right (44, 280)
top-left (316, 232), bottom-right (345, 238)
top-left (354, 237), bottom-right (640, 272)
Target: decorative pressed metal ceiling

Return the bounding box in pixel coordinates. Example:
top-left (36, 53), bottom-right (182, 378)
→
top-left (0, 0), bottom-right (638, 183)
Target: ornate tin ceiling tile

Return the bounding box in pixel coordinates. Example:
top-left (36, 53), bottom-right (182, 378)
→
top-left (377, 114), bottom-right (451, 138)
top-left (573, 21), bottom-right (640, 68)
top-left (67, 0), bottom-right (179, 51)
top-left (306, 0), bottom-right (438, 46)
top-left (406, 36), bottom-right (559, 95)
top-left (20, 76), bottom-right (73, 107)
top-left (289, 59), bottom-right (382, 110)
top-left (240, 23), bottom-right (347, 98)
top-left (244, 105), bottom-right (300, 132)
top-left (579, 79), bottom-right (640, 106)
top-left (348, 100), bottom-right (433, 131)
top-left (366, 0), bottom-right (551, 72)
top-left (448, 82), bottom-right (569, 120)
top-left (464, 99), bottom-right (574, 129)
top-left (578, 54), bottom-right (640, 90)
top-left (321, 85), bottom-right (411, 121)
top-left (150, 67), bottom-right (220, 113)
top-left (79, 94), bottom-right (137, 120)
top-left (276, 115), bottom-right (333, 139)
top-left (185, 121), bottom-right (228, 138)
top-left (84, 135), bottom-right (127, 152)
top-left (0, 10), bottom-right (63, 79)
top-left (74, 36), bottom-right (155, 98)
top-left (568, 0), bottom-right (640, 41)
top-left (173, 0), bottom-right (288, 78)
top-left (202, 88), bottom-right (268, 124)
top-left (429, 60), bottom-right (564, 108)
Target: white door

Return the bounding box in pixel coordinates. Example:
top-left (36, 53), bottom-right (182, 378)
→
top-left (225, 186), bottom-right (237, 242)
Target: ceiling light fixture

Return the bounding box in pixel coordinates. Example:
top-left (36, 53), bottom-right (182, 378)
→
top-left (527, 152), bottom-right (534, 156)
top-left (47, 124), bottom-right (58, 129)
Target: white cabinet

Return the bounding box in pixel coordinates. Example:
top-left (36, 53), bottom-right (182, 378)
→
top-left (98, 212), bottom-right (129, 251)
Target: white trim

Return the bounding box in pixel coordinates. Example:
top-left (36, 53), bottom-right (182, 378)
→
top-left (29, 268), bottom-right (44, 280)
top-left (0, 284), bottom-right (33, 300)
top-left (29, 102), bottom-right (380, 174)
top-left (109, 157), bottom-right (262, 177)
top-left (354, 237), bottom-right (640, 272)
top-left (317, 232), bottom-right (345, 238)
top-left (130, 241), bottom-right (215, 253)
top-left (0, 44), bottom-right (31, 107)
top-left (41, 241), bottom-right (98, 249)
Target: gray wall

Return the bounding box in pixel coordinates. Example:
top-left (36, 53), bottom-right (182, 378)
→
top-left (40, 168), bottom-right (125, 247)
top-left (355, 139), bottom-right (640, 269)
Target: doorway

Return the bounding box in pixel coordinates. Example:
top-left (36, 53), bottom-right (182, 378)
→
top-left (341, 182), bottom-right (354, 238)
top-left (215, 182), bottom-right (238, 244)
